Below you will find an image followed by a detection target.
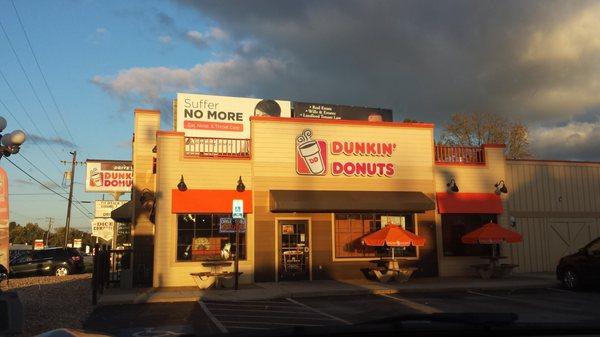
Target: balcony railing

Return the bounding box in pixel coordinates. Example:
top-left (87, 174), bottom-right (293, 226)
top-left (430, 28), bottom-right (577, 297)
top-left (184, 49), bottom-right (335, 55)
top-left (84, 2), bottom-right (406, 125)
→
top-left (435, 145), bottom-right (485, 164)
top-left (185, 137), bottom-right (250, 158)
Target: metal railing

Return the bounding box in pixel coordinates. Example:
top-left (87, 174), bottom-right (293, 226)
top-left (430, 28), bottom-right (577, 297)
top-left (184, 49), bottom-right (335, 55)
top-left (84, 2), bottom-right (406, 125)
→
top-left (184, 137), bottom-right (250, 158)
top-left (91, 245), bottom-right (133, 305)
top-left (435, 145), bottom-right (485, 164)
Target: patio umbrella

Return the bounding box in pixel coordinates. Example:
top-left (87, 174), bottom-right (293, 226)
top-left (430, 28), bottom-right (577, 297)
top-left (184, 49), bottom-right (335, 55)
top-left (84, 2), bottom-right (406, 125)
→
top-left (461, 221), bottom-right (523, 258)
top-left (362, 225), bottom-right (426, 259)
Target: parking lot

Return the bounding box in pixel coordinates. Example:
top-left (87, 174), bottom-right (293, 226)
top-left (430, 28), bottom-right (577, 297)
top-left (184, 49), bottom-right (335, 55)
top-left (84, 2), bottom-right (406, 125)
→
top-left (84, 286), bottom-right (600, 336)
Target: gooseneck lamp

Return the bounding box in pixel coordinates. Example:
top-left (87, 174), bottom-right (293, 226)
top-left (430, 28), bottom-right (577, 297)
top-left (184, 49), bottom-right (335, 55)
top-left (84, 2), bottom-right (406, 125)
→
top-left (495, 180), bottom-right (508, 195)
top-left (447, 178), bottom-right (459, 193)
top-left (177, 175), bottom-right (187, 192)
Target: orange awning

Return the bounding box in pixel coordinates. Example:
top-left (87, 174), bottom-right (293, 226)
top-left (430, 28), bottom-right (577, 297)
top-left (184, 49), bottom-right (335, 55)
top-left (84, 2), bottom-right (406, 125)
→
top-left (461, 222), bottom-right (522, 244)
top-left (436, 192), bottom-right (503, 214)
top-left (172, 189), bottom-right (253, 214)
top-left (362, 225), bottom-right (426, 247)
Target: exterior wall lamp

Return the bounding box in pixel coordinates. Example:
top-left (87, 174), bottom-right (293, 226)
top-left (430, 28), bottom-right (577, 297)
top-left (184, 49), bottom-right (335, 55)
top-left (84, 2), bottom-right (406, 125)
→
top-left (177, 175), bottom-right (187, 192)
top-left (236, 176), bottom-right (245, 192)
top-left (495, 180), bottom-right (508, 195)
top-left (0, 117), bottom-right (26, 159)
top-left (447, 178), bottom-right (459, 193)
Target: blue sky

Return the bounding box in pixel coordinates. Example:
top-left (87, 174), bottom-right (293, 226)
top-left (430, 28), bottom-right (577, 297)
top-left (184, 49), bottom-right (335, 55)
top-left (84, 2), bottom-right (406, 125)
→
top-left (2, 0), bottom-right (599, 231)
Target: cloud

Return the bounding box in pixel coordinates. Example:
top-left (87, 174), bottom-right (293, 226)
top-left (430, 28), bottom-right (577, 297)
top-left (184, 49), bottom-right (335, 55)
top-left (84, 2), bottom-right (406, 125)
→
top-left (94, 0), bottom-right (600, 160)
top-left (28, 134), bottom-right (77, 148)
top-left (115, 139), bottom-right (131, 149)
top-left (158, 35), bottom-right (173, 44)
top-left (185, 30), bottom-right (203, 47)
top-left (89, 27), bottom-right (110, 44)
top-left (530, 121), bottom-right (600, 161)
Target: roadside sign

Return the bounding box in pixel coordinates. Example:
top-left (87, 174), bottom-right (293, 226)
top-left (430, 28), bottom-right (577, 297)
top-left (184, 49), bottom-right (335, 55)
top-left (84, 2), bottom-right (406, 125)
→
top-left (94, 200), bottom-right (127, 218)
top-left (74, 238), bottom-right (82, 248)
top-left (34, 239), bottom-right (44, 250)
top-left (232, 199), bottom-right (244, 219)
top-left (91, 218), bottom-right (115, 241)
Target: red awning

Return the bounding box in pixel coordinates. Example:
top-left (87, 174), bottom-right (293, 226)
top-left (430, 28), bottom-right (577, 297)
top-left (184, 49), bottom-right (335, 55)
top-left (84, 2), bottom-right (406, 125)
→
top-left (172, 189), bottom-right (253, 214)
top-left (436, 192), bottom-right (503, 214)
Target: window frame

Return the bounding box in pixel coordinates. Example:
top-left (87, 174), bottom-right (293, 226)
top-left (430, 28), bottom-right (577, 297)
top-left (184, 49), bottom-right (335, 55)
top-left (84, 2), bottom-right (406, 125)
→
top-left (441, 213), bottom-right (496, 257)
top-left (331, 213), bottom-right (420, 262)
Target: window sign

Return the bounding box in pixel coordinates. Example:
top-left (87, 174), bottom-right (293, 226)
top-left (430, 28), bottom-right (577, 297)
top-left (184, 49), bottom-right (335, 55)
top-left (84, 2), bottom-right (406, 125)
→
top-left (219, 218), bottom-right (246, 233)
top-left (381, 216), bottom-right (405, 229)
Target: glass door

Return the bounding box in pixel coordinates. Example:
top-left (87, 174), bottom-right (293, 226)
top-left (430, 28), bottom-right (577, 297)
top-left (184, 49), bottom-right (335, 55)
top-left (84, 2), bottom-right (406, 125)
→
top-left (279, 220), bottom-right (309, 281)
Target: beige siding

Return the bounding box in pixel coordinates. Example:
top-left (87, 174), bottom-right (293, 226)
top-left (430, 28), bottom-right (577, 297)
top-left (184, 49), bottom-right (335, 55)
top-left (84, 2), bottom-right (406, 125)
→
top-left (153, 133), bottom-right (254, 287)
top-left (434, 147), bottom-right (509, 277)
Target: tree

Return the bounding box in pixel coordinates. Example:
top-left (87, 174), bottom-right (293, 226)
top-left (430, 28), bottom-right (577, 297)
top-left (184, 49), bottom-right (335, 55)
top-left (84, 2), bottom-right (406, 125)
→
top-left (440, 112), bottom-right (531, 159)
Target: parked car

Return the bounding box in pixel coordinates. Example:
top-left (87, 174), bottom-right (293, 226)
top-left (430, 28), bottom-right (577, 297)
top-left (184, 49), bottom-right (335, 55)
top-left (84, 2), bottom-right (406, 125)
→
top-left (9, 248), bottom-right (85, 277)
top-left (556, 237), bottom-right (600, 289)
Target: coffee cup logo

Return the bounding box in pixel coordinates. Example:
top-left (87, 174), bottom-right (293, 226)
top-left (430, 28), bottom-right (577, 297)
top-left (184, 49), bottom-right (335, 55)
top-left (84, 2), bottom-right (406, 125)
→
top-left (89, 168), bottom-right (102, 187)
top-left (296, 129), bottom-right (327, 175)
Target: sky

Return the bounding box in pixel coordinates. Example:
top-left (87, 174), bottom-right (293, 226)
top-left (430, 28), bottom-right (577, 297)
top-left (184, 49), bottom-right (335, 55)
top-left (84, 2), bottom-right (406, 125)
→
top-left (1, 0), bottom-right (599, 232)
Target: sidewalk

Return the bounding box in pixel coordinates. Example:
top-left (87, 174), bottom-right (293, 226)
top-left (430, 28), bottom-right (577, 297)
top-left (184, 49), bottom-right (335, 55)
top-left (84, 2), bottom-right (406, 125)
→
top-left (97, 272), bottom-right (558, 305)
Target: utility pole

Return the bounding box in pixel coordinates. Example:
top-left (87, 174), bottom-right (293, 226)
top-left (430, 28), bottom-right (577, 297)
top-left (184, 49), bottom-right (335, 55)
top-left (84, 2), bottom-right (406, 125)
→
top-left (63, 151), bottom-right (77, 247)
top-left (45, 217), bottom-right (53, 246)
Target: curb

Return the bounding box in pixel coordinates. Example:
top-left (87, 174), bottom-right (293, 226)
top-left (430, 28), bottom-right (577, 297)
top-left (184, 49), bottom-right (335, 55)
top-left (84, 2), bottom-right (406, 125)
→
top-left (96, 280), bottom-right (559, 305)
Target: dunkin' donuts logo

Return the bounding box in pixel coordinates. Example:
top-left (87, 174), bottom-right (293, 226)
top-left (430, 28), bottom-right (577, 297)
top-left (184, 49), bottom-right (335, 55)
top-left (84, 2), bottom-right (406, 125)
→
top-left (296, 129), bottom-right (328, 175)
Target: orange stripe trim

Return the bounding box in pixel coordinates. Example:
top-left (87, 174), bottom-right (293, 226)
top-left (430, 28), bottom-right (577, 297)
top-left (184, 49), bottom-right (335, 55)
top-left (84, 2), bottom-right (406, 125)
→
top-left (172, 189), bottom-right (253, 213)
top-left (250, 116), bottom-right (435, 128)
top-left (134, 109), bottom-right (161, 114)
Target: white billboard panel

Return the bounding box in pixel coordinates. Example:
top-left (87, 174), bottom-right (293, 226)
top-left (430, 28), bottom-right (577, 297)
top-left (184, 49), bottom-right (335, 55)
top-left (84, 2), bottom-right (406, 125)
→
top-left (85, 160), bottom-right (132, 193)
top-left (175, 93), bottom-right (291, 139)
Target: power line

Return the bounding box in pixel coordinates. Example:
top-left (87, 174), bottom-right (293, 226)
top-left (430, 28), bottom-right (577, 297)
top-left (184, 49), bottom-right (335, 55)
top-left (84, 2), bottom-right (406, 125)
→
top-left (10, 0), bottom-right (76, 145)
top-left (0, 19), bottom-right (65, 147)
top-left (5, 157), bottom-right (92, 220)
top-left (0, 69), bottom-right (64, 175)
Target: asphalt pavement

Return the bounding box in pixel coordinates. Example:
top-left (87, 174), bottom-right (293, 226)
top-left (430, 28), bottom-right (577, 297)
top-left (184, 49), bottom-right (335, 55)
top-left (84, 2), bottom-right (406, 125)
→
top-left (83, 286), bottom-right (600, 336)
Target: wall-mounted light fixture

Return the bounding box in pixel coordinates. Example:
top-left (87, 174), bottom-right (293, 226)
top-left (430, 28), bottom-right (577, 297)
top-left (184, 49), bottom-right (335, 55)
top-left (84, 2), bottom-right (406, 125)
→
top-left (177, 175), bottom-right (187, 192)
top-left (236, 176), bottom-right (245, 192)
top-left (447, 178), bottom-right (459, 193)
top-left (494, 180), bottom-right (508, 195)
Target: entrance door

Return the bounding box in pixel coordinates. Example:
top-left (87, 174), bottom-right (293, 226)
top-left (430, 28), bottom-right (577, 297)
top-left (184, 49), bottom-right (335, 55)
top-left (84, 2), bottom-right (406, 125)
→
top-left (278, 220), bottom-right (310, 281)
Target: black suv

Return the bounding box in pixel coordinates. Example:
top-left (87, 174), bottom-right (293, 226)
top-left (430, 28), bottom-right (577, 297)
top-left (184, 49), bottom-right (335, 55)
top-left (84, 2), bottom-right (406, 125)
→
top-left (556, 237), bottom-right (600, 289)
top-left (9, 248), bottom-right (85, 277)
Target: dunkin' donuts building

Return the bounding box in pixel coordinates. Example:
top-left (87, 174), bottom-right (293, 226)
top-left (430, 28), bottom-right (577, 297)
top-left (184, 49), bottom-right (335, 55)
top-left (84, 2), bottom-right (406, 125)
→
top-left (127, 93), bottom-right (600, 288)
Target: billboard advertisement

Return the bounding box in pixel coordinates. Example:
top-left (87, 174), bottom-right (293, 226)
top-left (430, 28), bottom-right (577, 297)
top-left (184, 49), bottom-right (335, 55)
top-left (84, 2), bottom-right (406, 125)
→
top-left (293, 102), bottom-right (393, 121)
top-left (85, 160), bottom-right (133, 193)
top-left (0, 168), bottom-right (8, 268)
top-left (91, 218), bottom-right (115, 241)
top-left (94, 200), bottom-right (127, 218)
top-left (175, 93), bottom-right (291, 139)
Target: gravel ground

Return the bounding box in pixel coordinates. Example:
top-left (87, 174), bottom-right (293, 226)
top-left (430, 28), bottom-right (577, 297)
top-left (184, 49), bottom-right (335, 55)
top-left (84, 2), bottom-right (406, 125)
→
top-left (1, 273), bottom-right (93, 336)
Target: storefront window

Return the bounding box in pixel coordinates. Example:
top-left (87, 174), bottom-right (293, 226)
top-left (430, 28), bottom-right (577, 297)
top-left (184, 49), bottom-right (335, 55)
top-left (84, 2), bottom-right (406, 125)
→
top-left (334, 213), bottom-right (417, 258)
top-left (442, 214), bottom-right (496, 256)
top-left (177, 214), bottom-right (246, 261)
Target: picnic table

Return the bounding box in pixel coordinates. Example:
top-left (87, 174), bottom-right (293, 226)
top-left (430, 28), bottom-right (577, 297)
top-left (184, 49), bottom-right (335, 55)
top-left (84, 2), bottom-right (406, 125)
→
top-left (367, 258), bottom-right (418, 283)
top-left (190, 261), bottom-right (243, 288)
top-left (470, 256), bottom-right (518, 279)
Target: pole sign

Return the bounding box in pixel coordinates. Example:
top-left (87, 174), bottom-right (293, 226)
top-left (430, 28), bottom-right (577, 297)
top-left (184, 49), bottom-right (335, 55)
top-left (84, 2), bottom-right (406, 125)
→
top-left (232, 199), bottom-right (244, 219)
top-left (73, 238), bottom-right (82, 249)
top-left (85, 160), bottom-right (133, 193)
top-left (94, 200), bottom-right (127, 218)
top-left (91, 218), bottom-right (115, 241)
top-left (34, 239), bottom-right (44, 250)
top-left (175, 93), bottom-right (291, 139)
top-left (0, 168), bottom-right (8, 268)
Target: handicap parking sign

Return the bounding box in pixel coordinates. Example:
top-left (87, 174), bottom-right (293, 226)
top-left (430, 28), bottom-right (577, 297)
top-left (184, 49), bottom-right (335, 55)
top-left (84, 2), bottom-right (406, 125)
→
top-left (232, 199), bottom-right (244, 219)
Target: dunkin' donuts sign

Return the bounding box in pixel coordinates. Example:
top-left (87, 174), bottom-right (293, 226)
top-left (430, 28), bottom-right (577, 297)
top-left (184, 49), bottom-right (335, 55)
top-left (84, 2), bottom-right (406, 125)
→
top-left (295, 129), bottom-right (396, 177)
top-left (85, 160), bottom-right (133, 192)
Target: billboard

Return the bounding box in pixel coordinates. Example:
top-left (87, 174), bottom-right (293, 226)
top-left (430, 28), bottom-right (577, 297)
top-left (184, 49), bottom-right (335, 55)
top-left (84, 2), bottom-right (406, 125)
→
top-left (0, 168), bottom-right (8, 268)
top-left (91, 218), bottom-right (115, 241)
top-left (94, 200), bottom-right (127, 218)
top-left (293, 102), bottom-right (393, 121)
top-left (175, 93), bottom-right (291, 139)
top-left (85, 160), bottom-right (133, 193)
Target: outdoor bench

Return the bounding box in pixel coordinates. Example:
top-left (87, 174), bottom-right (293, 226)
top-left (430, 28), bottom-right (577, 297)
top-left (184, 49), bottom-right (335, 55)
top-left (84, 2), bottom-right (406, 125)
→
top-left (368, 266), bottom-right (418, 283)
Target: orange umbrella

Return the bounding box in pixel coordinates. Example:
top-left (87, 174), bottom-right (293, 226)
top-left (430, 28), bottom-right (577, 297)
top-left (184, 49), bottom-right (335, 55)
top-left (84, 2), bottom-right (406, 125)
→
top-left (461, 222), bottom-right (523, 244)
top-left (362, 225), bottom-right (426, 259)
